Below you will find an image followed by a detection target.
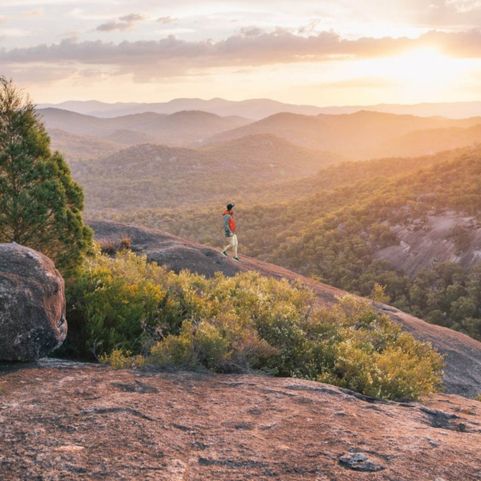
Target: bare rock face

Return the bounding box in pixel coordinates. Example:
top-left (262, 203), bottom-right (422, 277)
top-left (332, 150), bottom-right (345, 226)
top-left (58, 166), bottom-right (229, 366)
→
top-left (0, 362), bottom-right (480, 480)
top-left (0, 243), bottom-right (67, 361)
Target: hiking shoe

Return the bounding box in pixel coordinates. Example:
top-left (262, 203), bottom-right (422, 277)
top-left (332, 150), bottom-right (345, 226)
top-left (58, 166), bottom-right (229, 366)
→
top-left (221, 250), bottom-right (228, 257)
top-left (233, 256), bottom-right (240, 262)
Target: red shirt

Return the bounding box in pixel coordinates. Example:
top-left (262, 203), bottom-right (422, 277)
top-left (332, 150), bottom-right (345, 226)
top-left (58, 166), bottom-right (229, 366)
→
top-left (223, 210), bottom-right (236, 234)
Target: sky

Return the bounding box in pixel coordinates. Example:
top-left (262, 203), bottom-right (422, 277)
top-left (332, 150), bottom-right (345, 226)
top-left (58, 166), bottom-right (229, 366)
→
top-left (2, 0), bottom-right (481, 105)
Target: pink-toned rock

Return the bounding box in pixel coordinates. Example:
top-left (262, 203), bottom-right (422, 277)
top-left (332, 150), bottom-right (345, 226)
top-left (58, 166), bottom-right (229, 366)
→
top-left (0, 243), bottom-right (66, 361)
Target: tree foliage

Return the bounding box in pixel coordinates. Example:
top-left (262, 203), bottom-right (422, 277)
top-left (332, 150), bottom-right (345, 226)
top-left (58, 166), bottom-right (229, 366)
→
top-left (0, 78), bottom-right (91, 270)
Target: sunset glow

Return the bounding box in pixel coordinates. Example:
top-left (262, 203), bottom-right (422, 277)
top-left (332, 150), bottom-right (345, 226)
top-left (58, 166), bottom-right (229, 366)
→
top-left (2, 1), bottom-right (481, 105)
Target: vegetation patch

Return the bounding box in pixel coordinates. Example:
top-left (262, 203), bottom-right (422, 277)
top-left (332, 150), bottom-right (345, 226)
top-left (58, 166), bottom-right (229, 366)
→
top-left (64, 250), bottom-right (443, 401)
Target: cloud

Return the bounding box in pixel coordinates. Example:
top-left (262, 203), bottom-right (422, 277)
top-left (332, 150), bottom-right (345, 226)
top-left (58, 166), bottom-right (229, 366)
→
top-left (2, 28), bottom-right (481, 81)
top-left (403, 0), bottom-right (481, 27)
top-left (23, 9), bottom-right (44, 17)
top-left (316, 76), bottom-right (398, 90)
top-left (96, 13), bottom-right (144, 32)
top-left (119, 14), bottom-right (144, 23)
top-left (157, 16), bottom-right (175, 24)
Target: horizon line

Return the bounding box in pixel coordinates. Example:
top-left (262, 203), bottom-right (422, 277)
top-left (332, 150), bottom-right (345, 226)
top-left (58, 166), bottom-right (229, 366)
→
top-left (36, 97), bottom-right (481, 109)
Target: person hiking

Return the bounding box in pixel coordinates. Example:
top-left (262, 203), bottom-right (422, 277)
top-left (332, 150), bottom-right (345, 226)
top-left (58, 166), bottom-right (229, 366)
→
top-left (221, 203), bottom-right (239, 261)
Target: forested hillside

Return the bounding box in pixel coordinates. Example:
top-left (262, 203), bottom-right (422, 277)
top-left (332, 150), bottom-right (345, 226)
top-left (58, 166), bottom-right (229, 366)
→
top-left (100, 145), bottom-right (481, 341)
top-left (71, 135), bottom-right (341, 210)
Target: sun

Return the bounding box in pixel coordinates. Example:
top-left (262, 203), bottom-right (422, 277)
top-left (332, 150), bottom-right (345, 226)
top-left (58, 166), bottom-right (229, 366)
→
top-left (392, 47), bottom-right (452, 81)
top-left (337, 45), bottom-right (475, 103)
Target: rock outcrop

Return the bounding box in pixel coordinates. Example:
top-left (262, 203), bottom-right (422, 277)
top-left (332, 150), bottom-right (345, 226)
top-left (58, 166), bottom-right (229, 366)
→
top-left (0, 360), bottom-right (479, 480)
top-left (90, 220), bottom-right (481, 398)
top-left (0, 243), bottom-right (67, 361)
top-left (375, 211), bottom-right (481, 276)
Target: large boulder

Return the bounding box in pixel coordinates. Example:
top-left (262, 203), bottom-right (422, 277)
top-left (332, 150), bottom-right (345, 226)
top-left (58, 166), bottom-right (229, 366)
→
top-left (0, 243), bottom-right (67, 361)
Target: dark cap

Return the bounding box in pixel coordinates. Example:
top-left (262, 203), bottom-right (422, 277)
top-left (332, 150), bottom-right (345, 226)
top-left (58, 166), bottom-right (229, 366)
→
top-left (226, 202), bottom-right (235, 211)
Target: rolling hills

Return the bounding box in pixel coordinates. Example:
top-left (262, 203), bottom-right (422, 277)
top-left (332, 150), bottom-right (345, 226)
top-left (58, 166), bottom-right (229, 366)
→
top-left (48, 129), bottom-right (122, 161)
top-left (380, 124), bottom-right (481, 157)
top-left (41, 107), bottom-right (481, 163)
top-left (71, 135), bottom-right (341, 210)
top-left (206, 110), bottom-right (481, 158)
top-left (39, 108), bottom-right (250, 148)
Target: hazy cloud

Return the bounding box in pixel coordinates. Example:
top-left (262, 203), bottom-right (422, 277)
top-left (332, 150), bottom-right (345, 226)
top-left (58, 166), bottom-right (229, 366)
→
top-left (157, 16), bottom-right (175, 24)
top-left (119, 14), bottom-right (144, 23)
top-left (2, 28), bottom-right (481, 80)
top-left (23, 9), bottom-right (44, 17)
top-left (96, 13), bottom-right (144, 32)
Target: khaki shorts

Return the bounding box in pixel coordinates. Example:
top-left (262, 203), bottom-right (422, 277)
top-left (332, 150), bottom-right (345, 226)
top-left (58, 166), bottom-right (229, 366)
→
top-left (226, 234), bottom-right (238, 247)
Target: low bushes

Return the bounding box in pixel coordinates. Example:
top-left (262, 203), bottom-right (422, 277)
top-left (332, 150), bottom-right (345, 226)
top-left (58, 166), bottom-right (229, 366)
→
top-left (64, 250), bottom-right (443, 401)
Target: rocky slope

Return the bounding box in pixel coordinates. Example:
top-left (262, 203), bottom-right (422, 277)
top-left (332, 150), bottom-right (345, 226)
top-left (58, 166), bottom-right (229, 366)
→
top-left (375, 210), bottom-right (481, 276)
top-left (90, 220), bottom-right (481, 398)
top-left (0, 360), bottom-right (480, 481)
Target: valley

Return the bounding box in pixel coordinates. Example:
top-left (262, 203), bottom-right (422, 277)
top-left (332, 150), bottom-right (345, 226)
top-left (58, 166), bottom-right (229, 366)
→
top-left (41, 102), bottom-right (481, 345)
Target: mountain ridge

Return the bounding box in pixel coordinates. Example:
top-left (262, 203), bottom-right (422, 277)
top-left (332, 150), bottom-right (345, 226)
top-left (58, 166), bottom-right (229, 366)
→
top-left (206, 110), bottom-right (481, 158)
top-left (38, 108), bottom-right (250, 147)
top-left (39, 98), bottom-right (481, 120)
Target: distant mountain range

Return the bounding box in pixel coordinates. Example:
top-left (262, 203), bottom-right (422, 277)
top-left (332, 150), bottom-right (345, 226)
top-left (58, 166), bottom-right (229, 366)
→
top-left (39, 98), bottom-right (481, 120)
top-left (38, 98), bottom-right (323, 120)
top-left (41, 107), bottom-right (481, 161)
top-left (206, 110), bottom-right (481, 159)
top-left (39, 108), bottom-right (249, 149)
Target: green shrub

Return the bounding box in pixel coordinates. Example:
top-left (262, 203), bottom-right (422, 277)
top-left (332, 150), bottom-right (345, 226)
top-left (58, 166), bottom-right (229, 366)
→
top-left (62, 249), bottom-right (187, 359)
top-left (99, 348), bottom-right (145, 369)
top-left (65, 251), bottom-right (443, 400)
top-left (370, 283), bottom-right (391, 304)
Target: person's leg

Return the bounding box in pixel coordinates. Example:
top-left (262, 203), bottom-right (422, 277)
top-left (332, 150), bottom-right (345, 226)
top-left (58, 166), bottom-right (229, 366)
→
top-left (232, 234), bottom-right (238, 258)
top-left (222, 236), bottom-right (233, 255)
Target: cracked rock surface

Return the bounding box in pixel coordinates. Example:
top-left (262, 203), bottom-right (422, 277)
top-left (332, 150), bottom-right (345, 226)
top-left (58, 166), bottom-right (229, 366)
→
top-left (1, 360), bottom-right (480, 480)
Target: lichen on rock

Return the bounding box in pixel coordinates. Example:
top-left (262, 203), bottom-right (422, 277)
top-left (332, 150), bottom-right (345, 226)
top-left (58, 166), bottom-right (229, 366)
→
top-left (0, 243), bottom-right (67, 361)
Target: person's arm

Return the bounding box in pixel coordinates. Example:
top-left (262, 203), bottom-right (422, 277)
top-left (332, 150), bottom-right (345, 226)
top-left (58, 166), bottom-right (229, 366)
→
top-left (224, 214), bottom-right (233, 236)
top-left (228, 215), bottom-right (236, 234)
